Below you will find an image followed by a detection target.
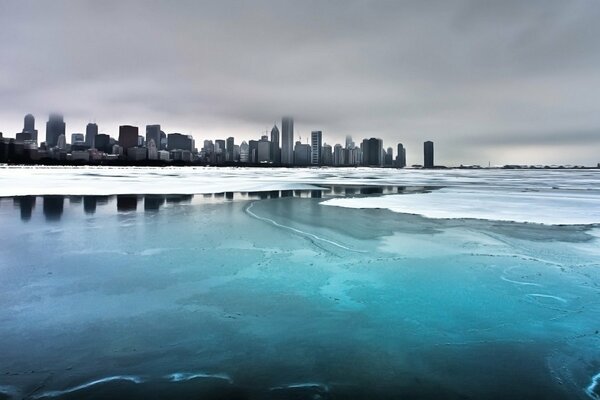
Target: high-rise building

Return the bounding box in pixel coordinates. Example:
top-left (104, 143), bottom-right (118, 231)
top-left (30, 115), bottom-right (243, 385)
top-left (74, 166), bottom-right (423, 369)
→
top-left (385, 147), bottom-right (394, 166)
top-left (281, 117), bottom-right (294, 165)
top-left (396, 143), bottom-right (406, 168)
top-left (85, 123), bottom-right (98, 148)
top-left (362, 138), bottom-right (383, 166)
top-left (95, 134), bottom-right (111, 153)
top-left (294, 141), bottom-right (311, 166)
top-left (146, 125), bottom-right (161, 151)
top-left (46, 114), bottom-right (65, 148)
top-left (257, 136), bottom-right (271, 163)
top-left (147, 139), bottom-right (158, 160)
top-left (270, 124), bottom-right (280, 163)
top-left (20, 114), bottom-right (38, 144)
top-left (226, 137), bottom-right (235, 162)
top-left (424, 141), bottom-right (434, 168)
top-left (321, 143), bottom-right (333, 166)
top-left (168, 133), bottom-right (193, 151)
top-left (239, 141), bottom-right (249, 163)
top-left (310, 131), bottom-right (322, 165)
top-left (333, 144), bottom-right (344, 166)
top-left (118, 125), bottom-right (139, 150)
top-left (345, 135), bottom-right (354, 149)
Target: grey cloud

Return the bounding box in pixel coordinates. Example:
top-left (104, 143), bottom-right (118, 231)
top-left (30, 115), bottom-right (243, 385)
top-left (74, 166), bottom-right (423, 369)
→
top-left (1, 0), bottom-right (599, 165)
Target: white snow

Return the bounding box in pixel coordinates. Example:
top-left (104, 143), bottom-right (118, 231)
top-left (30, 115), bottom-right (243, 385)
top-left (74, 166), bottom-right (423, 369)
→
top-left (321, 188), bottom-right (600, 225)
top-left (1, 165), bottom-right (600, 225)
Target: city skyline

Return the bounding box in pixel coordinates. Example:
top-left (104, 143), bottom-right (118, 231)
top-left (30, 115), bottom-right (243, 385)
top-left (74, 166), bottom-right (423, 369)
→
top-left (1, 1), bottom-right (600, 166)
top-left (3, 113), bottom-right (440, 168)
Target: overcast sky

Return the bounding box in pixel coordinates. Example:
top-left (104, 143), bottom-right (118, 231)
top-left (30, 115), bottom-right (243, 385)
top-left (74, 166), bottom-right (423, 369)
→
top-left (1, 0), bottom-right (599, 165)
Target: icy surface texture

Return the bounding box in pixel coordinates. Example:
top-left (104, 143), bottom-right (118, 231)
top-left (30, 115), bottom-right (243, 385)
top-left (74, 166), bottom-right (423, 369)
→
top-left (0, 170), bottom-right (599, 399)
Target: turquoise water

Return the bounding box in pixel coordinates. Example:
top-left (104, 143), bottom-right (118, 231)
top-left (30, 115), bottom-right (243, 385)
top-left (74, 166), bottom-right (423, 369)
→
top-left (0, 189), bottom-right (599, 399)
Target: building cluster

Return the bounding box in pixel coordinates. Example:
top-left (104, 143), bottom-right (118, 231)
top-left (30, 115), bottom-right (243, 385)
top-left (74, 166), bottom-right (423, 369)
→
top-left (0, 114), bottom-right (436, 167)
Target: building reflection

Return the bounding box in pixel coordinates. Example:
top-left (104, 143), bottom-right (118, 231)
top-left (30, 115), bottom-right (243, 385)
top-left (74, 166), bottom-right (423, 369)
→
top-left (14, 196), bottom-right (36, 221)
top-left (43, 195), bottom-right (64, 221)
top-left (117, 195), bottom-right (138, 212)
top-left (144, 195), bottom-right (166, 211)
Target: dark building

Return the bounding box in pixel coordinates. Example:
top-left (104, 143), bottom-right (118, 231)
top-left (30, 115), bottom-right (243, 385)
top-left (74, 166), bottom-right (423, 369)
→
top-left (270, 124), bottom-right (280, 163)
top-left (362, 138), bottom-right (383, 166)
top-left (85, 123), bottom-right (98, 148)
top-left (95, 134), bottom-right (111, 153)
top-left (45, 114), bottom-right (66, 148)
top-left (424, 140), bottom-right (434, 168)
top-left (21, 114), bottom-right (38, 143)
top-left (396, 143), bottom-right (406, 168)
top-left (310, 131), bottom-right (322, 165)
top-left (248, 140), bottom-right (258, 164)
top-left (118, 125), bottom-right (139, 150)
top-left (322, 144), bottom-right (333, 165)
top-left (281, 117), bottom-right (294, 165)
top-left (146, 125), bottom-right (161, 149)
top-left (294, 141), bottom-right (311, 166)
top-left (226, 137), bottom-right (235, 162)
top-left (167, 133), bottom-right (193, 151)
top-left (385, 147), bottom-right (394, 166)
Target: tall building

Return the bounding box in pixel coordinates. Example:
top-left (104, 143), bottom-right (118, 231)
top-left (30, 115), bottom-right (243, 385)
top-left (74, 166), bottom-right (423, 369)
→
top-left (226, 137), bottom-right (235, 162)
top-left (362, 138), bottom-right (383, 166)
top-left (85, 123), bottom-right (98, 148)
top-left (21, 114), bottom-right (38, 144)
top-left (322, 143), bottom-right (333, 166)
top-left (293, 141), bottom-right (311, 166)
top-left (310, 131), bottom-right (322, 165)
top-left (257, 136), bottom-right (271, 163)
top-left (424, 141), bottom-right (434, 168)
top-left (270, 124), bottom-right (280, 163)
top-left (168, 133), bottom-right (193, 151)
top-left (45, 114), bottom-right (66, 148)
top-left (345, 135), bottom-right (354, 149)
top-left (239, 141), bottom-right (249, 163)
top-left (281, 117), bottom-right (294, 165)
top-left (333, 144), bottom-right (344, 166)
top-left (147, 139), bottom-right (158, 160)
top-left (385, 147), bottom-right (394, 166)
top-left (118, 125), bottom-right (139, 150)
top-left (146, 125), bottom-right (161, 151)
top-left (95, 134), bottom-right (111, 153)
top-left (396, 143), bottom-right (406, 168)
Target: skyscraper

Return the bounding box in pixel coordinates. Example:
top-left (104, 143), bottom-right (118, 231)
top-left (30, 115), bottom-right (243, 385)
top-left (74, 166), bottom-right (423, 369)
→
top-left (362, 138), bottom-right (383, 166)
top-left (396, 143), bottom-right (406, 168)
top-left (226, 137), bottom-right (235, 162)
top-left (281, 117), bottom-right (294, 165)
top-left (270, 124), bottom-right (280, 164)
top-left (45, 114), bottom-right (65, 148)
top-left (146, 125), bottom-right (161, 152)
top-left (85, 123), bottom-right (98, 148)
top-left (424, 141), bottom-right (434, 168)
top-left (310, 131), bottom-right (322, 165)
top-left (118, 125), bottom-right (139, 150)
top-left (21, 114), bottom-right (38, 144)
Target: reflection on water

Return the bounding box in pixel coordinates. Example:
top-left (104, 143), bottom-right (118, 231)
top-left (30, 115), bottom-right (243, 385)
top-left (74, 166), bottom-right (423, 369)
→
top-left (5, 185), bottom-right (438, 222)
top-left (43, 195), bottom-right (64, 221)
top-left (13, 196), bottom-right (35, 221)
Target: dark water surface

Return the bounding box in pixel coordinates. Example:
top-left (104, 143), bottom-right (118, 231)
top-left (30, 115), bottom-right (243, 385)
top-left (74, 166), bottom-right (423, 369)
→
top-left (1, 188), bottom-right (599, 399)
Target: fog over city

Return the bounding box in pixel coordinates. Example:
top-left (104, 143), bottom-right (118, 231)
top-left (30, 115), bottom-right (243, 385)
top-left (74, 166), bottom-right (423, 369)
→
top-left (1, 0), bottom-right (599, 165)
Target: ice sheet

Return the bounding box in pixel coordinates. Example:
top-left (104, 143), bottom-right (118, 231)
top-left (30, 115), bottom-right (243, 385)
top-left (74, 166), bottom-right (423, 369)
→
top-left (321, 188), bottom-right (600, 225)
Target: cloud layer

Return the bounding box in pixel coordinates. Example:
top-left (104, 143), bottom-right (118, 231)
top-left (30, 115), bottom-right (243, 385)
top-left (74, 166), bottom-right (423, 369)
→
top-left (1, 0), bottom-right (599, 165)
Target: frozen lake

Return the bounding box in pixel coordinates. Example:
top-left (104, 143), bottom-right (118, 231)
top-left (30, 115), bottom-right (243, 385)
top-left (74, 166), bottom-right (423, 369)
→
top-left (0, 167), bottom-right (599, 399)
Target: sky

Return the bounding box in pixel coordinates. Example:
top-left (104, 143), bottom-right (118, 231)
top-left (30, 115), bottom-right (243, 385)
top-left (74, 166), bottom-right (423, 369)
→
top-left (1, 0), bottom-right (599, 166)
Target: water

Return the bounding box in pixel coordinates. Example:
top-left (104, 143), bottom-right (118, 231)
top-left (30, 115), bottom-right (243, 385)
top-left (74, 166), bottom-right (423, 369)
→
top-left (0, 169), bottom-right (600, 399)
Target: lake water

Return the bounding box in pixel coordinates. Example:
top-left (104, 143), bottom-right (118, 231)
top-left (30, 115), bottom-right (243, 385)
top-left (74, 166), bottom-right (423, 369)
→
top-left (0, 167), bottom-right (599, 399)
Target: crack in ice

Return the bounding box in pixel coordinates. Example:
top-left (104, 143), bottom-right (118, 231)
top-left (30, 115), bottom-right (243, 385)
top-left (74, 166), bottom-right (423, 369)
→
top-left (245, 202), bottom-right (365, 253)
